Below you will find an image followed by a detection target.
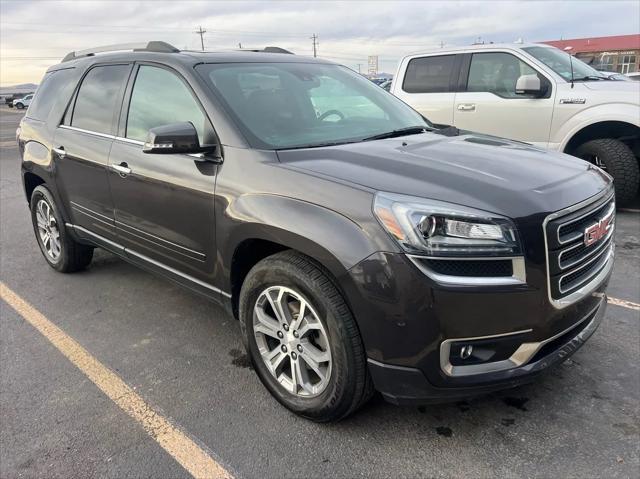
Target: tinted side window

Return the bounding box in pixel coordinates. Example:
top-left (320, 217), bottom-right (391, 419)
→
top-left (126, 65), bottom-right (208, 143)
top-left (467, 52), bottom-right (538, 98)
top-left (402, 55), bottom-right (455, 93)
top-left (27, 69), bottom-right (75, 121)
top-left (71, 65), bottom-right (130, 134)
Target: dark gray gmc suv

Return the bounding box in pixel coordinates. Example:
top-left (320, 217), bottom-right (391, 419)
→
top-left (18, 42), bottom-right (615, 421)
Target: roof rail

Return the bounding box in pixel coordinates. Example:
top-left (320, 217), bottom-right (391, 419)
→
top-left (238, 46), bottom-right (294, 55)
top-left (61, 41), bottom-right (179, 63)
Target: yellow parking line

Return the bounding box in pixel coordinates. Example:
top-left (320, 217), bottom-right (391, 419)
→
top-left (608, 296), bottom-right (640, 311)
top-left (0, 282), bottom-right (233, 479)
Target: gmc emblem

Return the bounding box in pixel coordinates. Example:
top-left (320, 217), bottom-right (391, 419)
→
top-left (583, 212), bottom-right (613, 247)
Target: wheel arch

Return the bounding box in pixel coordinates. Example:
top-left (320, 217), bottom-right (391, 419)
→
top-left (563, 120), bottom-right (640, 156)
top-left (222, 194), bottom-right (386, 320)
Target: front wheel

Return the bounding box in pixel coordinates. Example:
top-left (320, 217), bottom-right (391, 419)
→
top-left (30, 185), bottom-right (94, 273)
top-left (239, 251), bottom-right (373, 422)
top-left (15, 103), bottom-right (24, 109)
top-left (575, 138), bottom-right (639, 207)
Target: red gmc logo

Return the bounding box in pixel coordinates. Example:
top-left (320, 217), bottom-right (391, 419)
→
top-left (583, 212), bottom-right (613, 247)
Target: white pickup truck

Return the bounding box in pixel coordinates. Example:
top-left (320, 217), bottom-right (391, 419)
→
top-left (391, 42), bottom-right (640, 206)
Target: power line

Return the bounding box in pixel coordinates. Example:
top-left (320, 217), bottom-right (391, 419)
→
top-left (194, 26), bottom-right (206, 51)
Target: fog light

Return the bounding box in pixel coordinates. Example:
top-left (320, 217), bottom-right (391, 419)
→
top-left (460, 345), bottom-right (473, 360)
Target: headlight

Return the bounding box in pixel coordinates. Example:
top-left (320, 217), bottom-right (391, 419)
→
top-left (373, 192), bottom-right (521, 257)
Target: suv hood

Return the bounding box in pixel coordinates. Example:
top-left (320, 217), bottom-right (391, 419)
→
top-left (277, 131), bottom-right (611, 219)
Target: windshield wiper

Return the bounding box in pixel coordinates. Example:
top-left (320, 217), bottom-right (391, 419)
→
top-left (572, 75), bottom-right (607, 82)
top-left (361, 126), bottom-right (430, 142)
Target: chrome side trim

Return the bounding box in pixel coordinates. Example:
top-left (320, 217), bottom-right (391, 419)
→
top-left (543, 188), bottom-right (615, 309)
top-left (67, 224), bottom-right (230, 298)
top-left (115, 136), bottom-right (144, 146)
top-left (59, 125), bottom-right (116, 140)
top-left (115, 220), bottom-right (206, 260)
top-left (407, 255), bottom-right (526, 286)
top-left (70, 202), bottom-right (114, 227)
top-left (440, 299), bottom-right (602, 377)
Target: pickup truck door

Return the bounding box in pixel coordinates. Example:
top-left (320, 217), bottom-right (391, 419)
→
top-left (393, 54), bottom-right (459, 126)
top-left (53, 63), bottom-right (132, 241)
top-left (453, 51), bottom-right (555, 147)
top-left (107, 64), bottom-right (218, 284)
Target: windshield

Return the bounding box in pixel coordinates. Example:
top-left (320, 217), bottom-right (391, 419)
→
top-left (523, 46), bottom-right (608, 82)
top-left (196, 62), bottom-right (431, 149)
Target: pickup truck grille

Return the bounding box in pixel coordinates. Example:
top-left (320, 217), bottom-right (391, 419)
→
top-left (545, 192), bottom-right (615, 301)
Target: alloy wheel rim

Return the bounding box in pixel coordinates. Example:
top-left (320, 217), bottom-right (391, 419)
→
top-left (253, 286), bottom-right (332, 397)
top-left (36, 199), bottom-right (61, 261)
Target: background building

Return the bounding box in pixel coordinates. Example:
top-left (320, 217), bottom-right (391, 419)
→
top-left (367, 55), bottom-right (379, 76)
top-left (543, 34), bottom-right (640, 74)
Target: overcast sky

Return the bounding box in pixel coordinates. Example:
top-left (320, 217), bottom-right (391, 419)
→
top-left (1, 0), bottom-right (639, 85)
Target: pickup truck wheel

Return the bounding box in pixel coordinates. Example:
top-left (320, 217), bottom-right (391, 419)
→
top-left (239, 251), bottom-right (373, 422)
top-left (575, 138), bottom-right (639, 207)
top-left (15, 103), bottom-right (24, 109)
top-left (30, 185), bottom-right (93, 273)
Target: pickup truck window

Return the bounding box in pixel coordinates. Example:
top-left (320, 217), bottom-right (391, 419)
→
top-left (126, 65), bottom-right (208, 143)
top-left (467, 52), bottom-right (537, 98)
top-left (71, 65), bottom-right (130, 134)
top-left (402, 55), bottom-right (455, 93)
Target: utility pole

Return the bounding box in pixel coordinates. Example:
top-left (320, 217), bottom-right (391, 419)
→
top-left (311, 34), bottom-right (318, 57)
top-left (238, 42), bottom-right (242, 49)
top-left (194, 26), bottom-right (206, 51)
top-left (357, 63), bottom-right (361, 74)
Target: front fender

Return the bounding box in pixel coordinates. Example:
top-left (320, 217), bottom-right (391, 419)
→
top-left (556, 103), bottom-right (640, 151)
top-left (217, 193), bottom-right (383, 290)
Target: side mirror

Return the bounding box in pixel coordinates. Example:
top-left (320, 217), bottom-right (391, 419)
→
top-left (143, 122), bottom-right (214, 155)
top-left (515, 74), bottom-right (542, 96)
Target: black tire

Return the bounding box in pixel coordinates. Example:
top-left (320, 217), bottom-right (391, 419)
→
top-left (239, 250), bottom-right (374, 422)
top-left (30, 185), bottom-right (94, 273)
top-left (575, 138), bottom-right (639, 207)
top-left (15, 103), bottom-right (24, 109)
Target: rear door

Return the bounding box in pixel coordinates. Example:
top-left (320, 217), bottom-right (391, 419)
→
top-left (107, 63), bottom-right (218, 281)
top-left (453, 51), bottom-right (554, 147)
top-left (53, 63), bottom-right (132, 241)
top-left (392, 54), bottom-right (459, 125)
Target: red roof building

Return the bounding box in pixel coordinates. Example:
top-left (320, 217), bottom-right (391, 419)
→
top-left (542, 34), bottom-right (640, 74)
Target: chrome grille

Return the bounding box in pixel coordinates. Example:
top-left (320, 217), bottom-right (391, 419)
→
top-left (544, 191), bottom-right (615, 303)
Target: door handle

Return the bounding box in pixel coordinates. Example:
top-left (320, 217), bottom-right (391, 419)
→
top-left (111, 162), bottom-right (132, 177)
top-left (52, 146), bottom-right (66, 158)
top-left (457, 103), bottom-right (476, 111)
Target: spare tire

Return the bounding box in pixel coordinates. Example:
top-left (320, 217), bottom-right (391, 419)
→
top-left (575, 138), bottom-right (639, 207)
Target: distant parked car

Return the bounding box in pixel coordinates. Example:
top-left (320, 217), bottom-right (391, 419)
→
top-left (379, 80), bottom-right (392, 91)
top-left (13, 94), bottom-right (33, 109)
top-left (598, 71), bottom-right (632, 81)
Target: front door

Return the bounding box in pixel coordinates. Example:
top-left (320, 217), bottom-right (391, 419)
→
top-left (107, 64), bottom-right (218, 282)
top-left (453, 51), bottom-right (555, 148)
top-left (54, 63), bottom-right (131, 241)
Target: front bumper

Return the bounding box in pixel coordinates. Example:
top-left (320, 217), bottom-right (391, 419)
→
top-left (366, 296), bottom-right (606, 405)
top-left (341, 247), bottom-right (611, 405)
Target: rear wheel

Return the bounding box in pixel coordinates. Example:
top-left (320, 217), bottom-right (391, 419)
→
top-left (239, 251), bottom-right (373, 422)
top-left (15, 103), bottom-right (24, 109)
top-left (575, 138), bottom-right (639, 207)
top-left (30, 185), bottom-right (93, 273)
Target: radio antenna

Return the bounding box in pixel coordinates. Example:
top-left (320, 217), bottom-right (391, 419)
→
top-left (564, 46), bottom-right (575, 89)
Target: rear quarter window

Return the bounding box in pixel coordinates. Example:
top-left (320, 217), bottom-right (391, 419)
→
top-left (402, 55), bottom-right (455, 93)
top-left (26, 68), bottom-right (75, 122)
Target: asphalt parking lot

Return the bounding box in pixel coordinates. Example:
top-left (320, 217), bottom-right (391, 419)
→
top-left (1, 105), bottom-right (638, 478)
